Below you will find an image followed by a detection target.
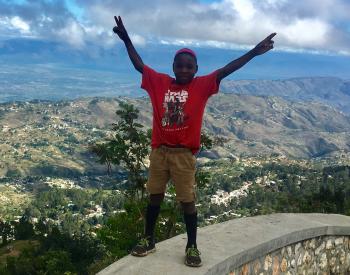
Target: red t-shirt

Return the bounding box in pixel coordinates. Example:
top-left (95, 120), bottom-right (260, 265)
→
top-left (141, 65), bottom-right (220, 154)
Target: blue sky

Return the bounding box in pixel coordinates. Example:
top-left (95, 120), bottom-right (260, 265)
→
top-left (0, 0), bottom-right (350, 80)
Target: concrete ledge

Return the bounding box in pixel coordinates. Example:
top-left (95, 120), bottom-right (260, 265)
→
top-left (97, 213), bottom-right (350, 275)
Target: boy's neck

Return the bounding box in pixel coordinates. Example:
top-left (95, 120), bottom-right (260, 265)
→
top-left (173, 77), bottom-right (194, 85)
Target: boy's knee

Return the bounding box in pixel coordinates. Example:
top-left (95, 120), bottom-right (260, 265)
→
top-left (181, 201), bottom-right (196, 214)
top-left (149, 193), bottom-right (165, 206)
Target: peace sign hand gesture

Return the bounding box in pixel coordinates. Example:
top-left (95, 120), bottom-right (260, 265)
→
top-left (113, 16), bottom-right (129, 42)
top-left (252, 33), bottom-right (276, 56)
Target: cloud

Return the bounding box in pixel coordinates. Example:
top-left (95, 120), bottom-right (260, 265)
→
top-left (0, 0), bottom-right (349, 55)
top-left (0, 16), bottom-right (27, 37)
top-left (56, 19), bottom-right (85, 48)
top-left (10, 16), bottom-right (30, 33)
top-left (78, 0), bottom-right (350, 55)
top-left (0, 0), bottom-right (107, 49)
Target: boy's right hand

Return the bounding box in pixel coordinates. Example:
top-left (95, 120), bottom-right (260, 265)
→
top-left (113, 16), bottom-right (129, 41)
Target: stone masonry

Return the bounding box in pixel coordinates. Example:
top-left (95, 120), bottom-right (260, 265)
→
top-left (230, 236), bottom-right (350, 275)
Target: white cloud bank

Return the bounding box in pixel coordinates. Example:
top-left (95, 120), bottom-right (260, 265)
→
top-left (0, 0), bottom-right (349, 55)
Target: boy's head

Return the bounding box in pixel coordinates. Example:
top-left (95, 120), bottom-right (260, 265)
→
top-left (173, 48), bottom-right (198, 85)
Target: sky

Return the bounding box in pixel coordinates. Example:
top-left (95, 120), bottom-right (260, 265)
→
top-left (1, 0), bottom-right (350, 54)
top-left (0, 0), bottom-right (350, 82)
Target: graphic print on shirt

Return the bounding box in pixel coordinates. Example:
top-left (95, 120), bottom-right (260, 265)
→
top-left (161, 89), bottom-right (188, 127)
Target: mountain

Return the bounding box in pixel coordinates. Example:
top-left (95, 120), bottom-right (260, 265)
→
top-left (221, 77), bottom-right (350, 114)
top-left (203, 94), bottom-right (350, 158)
top-left (0, 94), bottom-right (349, 177)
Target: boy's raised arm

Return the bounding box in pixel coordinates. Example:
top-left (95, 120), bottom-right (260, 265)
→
top-left (216, 33), bottom-right (276, 83)
top-left (113, 16), bottom-right (144, 74)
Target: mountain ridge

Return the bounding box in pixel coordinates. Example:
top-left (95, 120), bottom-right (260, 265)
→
top-left (0, 94), bottom-right (349, 177)
top-left (221, 77), bottom-right (350, 115)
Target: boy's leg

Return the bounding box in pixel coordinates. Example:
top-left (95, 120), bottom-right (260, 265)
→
top-left (145, 193), bottom-right (164, 242)
top-left (181, 201), bottom-right (202, 267)
top-left (168, 149), bottom-right (202, 267)
top-left (131, 148), bottom-right (169, 257)
top-left (131, 193), bottom-right (165, 257)
top-left (144, 148), bottom-right (169, 242)
top-left (181, 201), bottom-right (197, 249)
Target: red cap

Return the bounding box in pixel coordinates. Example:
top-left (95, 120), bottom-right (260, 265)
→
top-left (175, 48), bottom-right (197, 59)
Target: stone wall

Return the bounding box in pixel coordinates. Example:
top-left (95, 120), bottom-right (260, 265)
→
top-left (97, 214), bottom-right (350, 275)
top-left (231, 236), bottom-right (350, 275)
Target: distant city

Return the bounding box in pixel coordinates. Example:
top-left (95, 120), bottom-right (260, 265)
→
top-left (1, 38), bottom-right (350, 103)
top-left (0, 64), bottom-right (145, 103)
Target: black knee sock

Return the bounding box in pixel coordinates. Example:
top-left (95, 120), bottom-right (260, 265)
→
top-left (145, 204), bottom-right (160, 242)
top-left (184, 212), bottom-right (197, 249)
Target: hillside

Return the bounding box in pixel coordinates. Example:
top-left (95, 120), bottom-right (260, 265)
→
top-left (203, 93), bottom-right (350, 158)
top-left (221, 77), bottom-right (350, 114)
top-left (0, 94), bottom-right (349, 178)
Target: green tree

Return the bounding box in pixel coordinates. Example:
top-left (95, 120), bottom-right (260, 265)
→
top-left (97, 201), bottom-right (145, 259)
top-left (195, 131), bottom-right (214, 189)
top-left (13, 216), bottom-right (35, 240)
top-left (91, 102), bottom-right (151, 200)
top-left (92, 102), bottom-right (153, 259)
top-left (0, 220), bottom-right (13, 246)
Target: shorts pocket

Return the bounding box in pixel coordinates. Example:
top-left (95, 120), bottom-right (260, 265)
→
top-left (189, 153), bottom-right (197, 169)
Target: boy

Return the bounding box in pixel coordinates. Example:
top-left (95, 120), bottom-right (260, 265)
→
top-left (113, 15), bottom-right (275, 267)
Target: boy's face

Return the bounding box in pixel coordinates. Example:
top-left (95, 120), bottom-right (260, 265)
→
top-left (173, 53), bottom-right (198, 85)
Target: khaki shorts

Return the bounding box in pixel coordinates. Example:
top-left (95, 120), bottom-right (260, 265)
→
top-left (147, 146), bottom-right (197, 202)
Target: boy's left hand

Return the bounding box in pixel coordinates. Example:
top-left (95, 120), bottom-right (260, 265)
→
top-left (252, 33), bottom-right (276, 55)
